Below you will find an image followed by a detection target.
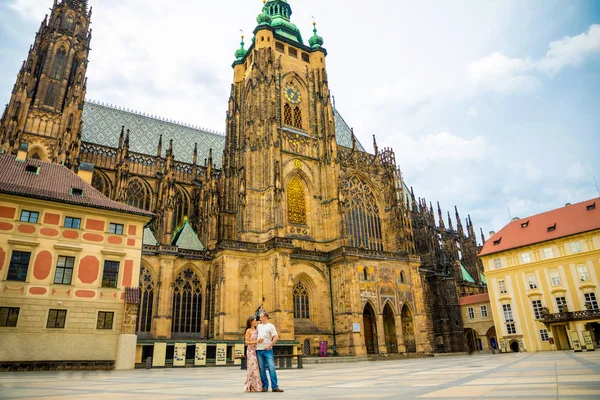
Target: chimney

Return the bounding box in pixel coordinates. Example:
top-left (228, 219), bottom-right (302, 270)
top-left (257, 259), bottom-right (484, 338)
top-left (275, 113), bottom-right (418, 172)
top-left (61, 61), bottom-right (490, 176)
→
top-left (16, 142), bottom-right (28, 161)
top-left (489, 230), bottom-right (496, 238)
top-left (512, 217), bottom-right (519, 221)
top-left (77, 162), bottom-right (94, 185)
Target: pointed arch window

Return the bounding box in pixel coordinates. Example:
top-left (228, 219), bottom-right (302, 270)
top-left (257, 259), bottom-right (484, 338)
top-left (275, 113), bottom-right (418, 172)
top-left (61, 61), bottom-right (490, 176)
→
top-left (43, 82), bottom-right (58, 107)
top-left (65, 15), bottom-right (74, 30)
top-left (50, 48), bottom-right (67, 80)
top-left (173, 186), bottom-right (189, 230)
top-left (284, 103), bottom-right (292, 125)
top-left (287, 176), bottom-right (306, 225)
top-left (340, 176), bottom-right (384, 251)
top-left (293, 281), bottom-right (310, 319)
top-left (91, 171), bottom-right (112, 198)
top-left (137, 266), bottom-right (155, 333)
top-left (172, 268), bottom-right (203, 334)
top-left (126, 179), bottom-right (151, 211)
top-left (293, 107), bottom-right (302, 129)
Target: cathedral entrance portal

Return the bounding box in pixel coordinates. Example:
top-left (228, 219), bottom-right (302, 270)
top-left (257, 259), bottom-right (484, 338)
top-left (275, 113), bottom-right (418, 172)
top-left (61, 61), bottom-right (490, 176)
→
top-left (363, 303), bottom-right (378, 354)
top-left (401, 304), bottom-right (416, 353)
top-left (383, 303), bottom-right (398, 353)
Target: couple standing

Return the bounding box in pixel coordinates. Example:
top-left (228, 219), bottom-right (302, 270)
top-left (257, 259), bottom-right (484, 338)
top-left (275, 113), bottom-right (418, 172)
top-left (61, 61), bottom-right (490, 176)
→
top-left (244, 312), bottom-right (284, 393)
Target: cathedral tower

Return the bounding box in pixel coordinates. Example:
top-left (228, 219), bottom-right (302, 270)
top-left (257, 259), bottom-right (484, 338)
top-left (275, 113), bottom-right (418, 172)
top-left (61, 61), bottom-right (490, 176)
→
top-left (220, 0), bottom-right (339, 244)
top-left (0, 0), bottom-right (91, 168)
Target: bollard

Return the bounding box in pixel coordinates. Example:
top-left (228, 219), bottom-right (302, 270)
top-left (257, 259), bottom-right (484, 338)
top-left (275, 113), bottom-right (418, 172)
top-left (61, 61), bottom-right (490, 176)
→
top-left (145, 357), bottom-right (152, 370)
top-left (297, 355), bottom-right (303, 369)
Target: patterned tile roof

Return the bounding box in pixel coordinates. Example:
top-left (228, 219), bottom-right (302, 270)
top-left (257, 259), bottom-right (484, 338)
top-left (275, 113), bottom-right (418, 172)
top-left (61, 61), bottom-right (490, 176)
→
top-left (172, 219), bottom-right (205, 250)
top-left (143, 227), bottom-right (158, 246)
top-left (0, 154), bottom-right (153, 217)
top-left (81, 100), bottom-right (367, 166)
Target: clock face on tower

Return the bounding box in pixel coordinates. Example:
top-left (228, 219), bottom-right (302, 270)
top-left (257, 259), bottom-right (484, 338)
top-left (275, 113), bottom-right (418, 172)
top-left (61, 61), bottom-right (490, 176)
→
top-left (284, 85), bottom-right (302, 104)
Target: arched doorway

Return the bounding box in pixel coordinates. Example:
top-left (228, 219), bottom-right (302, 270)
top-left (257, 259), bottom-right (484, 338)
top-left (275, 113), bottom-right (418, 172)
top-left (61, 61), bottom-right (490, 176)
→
top-left (401, 304), bottom-right (416, 353)
top-left (303, 339), bottom-right (311, 356)
top-left (363, 302), bottom-right (378, 354)
top-left (465, 328), bottom-right (478, 353)
top-left (509, 340), bottom-right (519, 352)
top-left (486, 326), bottom-right (497, 352)
top-left (383, 303), bottom-right (398, 353)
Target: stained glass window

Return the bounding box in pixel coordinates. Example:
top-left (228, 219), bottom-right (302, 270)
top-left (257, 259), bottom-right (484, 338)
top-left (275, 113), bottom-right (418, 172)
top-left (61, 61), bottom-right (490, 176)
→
top-left (137, 266), bottom-right (155, 333)
top-left (287, 176), bottom-right (306, 225)
top-left (171, 268), bottom-right (203, 334)
top-left (340, 176), bottom-right (383, 251)
top-left (293, 281), bottom-right (310, 319)
top-left (91, 171), bottom-right (111, 198)
top-left (126, 178), bottom-right (151, 210)
top-left (293, 107), bottom-right (302, 129)
top-left (50, 48), bottom-right (67, 80)
top-left (43, 82), bottom-right (58, 107)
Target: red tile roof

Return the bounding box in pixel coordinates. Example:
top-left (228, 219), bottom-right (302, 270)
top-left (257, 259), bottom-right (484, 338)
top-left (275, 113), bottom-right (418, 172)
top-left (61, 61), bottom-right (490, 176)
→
top-left (459, 293), bottom-right (490, 306)
top-left (480, 197), bottom-right (600, 256)
top-left (0, 154), bottom-right (153, 217)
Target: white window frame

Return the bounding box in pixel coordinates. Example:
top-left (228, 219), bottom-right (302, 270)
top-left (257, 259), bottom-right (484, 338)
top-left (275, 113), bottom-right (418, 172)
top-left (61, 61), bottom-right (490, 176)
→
top-left (543, 247), bottom-right (554, 259)
top-left (570, 241), bottom-right (582, 253)
top-left (521, 252), bottom-right (532, 264)
top-left (555, 296), bottom-right (568, 312)
top-left (578, 265), bottom-right (591, 282)
top-left (493, 259), bottom-right (502, 270)
top-left (468, 307), bottom-right (475, 319)
top-left (503, 304), bottom-right (514, 322)
top-left (550, 270), bottom-right (561, 286)
top-left (480, 305), bottom-right (488, 318)
top-left (540, 329), bottom-right (549, 341)
top-left (532, 300), bottom-right (543, 319)
top-left (506, 323), bottom-right (516, 335)
top-left (584, 293), bottom-right (598, 310)
top-left (527, 274), bottom-right (538, 290)
top-left (498, 280), bottom-right (508, 295)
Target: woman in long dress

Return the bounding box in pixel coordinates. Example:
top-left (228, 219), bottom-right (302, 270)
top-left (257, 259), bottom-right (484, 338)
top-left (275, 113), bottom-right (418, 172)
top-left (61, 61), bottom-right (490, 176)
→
top-left (244, 316), bottom-right (263, 392)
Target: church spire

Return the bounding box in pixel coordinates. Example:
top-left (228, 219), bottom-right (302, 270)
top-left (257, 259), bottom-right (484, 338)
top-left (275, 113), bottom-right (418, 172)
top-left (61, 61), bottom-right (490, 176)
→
top-left (256, 0), bottom-right (304, 44)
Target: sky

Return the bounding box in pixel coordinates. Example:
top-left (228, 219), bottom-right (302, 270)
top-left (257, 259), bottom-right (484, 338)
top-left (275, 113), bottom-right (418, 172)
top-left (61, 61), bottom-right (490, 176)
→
top-left (0, 0), bottom-right (599, 243)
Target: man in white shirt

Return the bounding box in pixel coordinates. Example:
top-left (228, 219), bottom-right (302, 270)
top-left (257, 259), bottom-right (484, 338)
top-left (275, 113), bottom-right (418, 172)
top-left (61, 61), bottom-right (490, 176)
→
top-left (256, 312), bottom-right (283, 392)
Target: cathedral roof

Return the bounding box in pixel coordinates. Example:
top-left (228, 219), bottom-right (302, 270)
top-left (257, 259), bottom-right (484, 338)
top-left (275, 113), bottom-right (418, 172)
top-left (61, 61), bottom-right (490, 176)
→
top-left (171, 218), bottom-right (205, 251)
top-left (0, 154), bottom-right (153, 217)
top-left (81, 100), bottom-right (367, 166)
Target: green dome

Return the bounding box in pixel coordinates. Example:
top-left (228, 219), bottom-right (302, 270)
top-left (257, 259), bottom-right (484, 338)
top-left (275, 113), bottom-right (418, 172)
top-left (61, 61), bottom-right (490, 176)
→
top-left (234, 36), bottom-right (246, 61)
top-left (308, 22), bottom-right (324, 49)
top-left (258, 0), bottom-right (303, 44)
top-left (256, 10), bottom-right (272, 25)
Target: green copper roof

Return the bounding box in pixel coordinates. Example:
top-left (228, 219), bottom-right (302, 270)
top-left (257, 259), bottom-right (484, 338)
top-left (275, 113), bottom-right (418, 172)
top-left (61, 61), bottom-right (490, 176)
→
top-left (234, 36), bottom-right (247, 61)
top-left (258, 0), bottom-right (303, 44)
top-left (143, 227), bottom-right (158, 246)
top-left (480, 272), bottom-right (487, 285)
top-left (308, 22), bottom-right (324, 49)
top-left (82, 100), bottom-right (367, 166)
top-left (461, 264), bottom-right (476, 283)
top-left (172, 218), bottom-right (205, 250)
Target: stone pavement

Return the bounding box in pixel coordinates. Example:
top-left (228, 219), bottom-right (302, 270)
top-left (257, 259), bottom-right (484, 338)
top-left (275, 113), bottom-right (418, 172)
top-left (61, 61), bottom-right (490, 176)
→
top-left (1, 351), bottom-right (599, 399)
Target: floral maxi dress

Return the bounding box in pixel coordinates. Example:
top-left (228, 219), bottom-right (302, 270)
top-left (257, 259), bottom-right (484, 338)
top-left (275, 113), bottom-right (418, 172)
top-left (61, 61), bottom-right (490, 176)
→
top-left (244, 329), bottom-right (262, 392)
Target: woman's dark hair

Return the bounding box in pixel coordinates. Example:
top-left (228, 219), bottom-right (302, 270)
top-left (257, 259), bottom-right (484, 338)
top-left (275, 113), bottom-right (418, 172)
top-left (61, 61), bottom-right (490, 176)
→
top-left (245, 316), bottom-right (256, 330)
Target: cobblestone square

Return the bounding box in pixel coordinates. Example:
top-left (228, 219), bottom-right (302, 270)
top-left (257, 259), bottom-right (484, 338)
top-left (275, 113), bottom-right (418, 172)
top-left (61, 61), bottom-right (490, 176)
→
top-left (1, 352), bottom-right (599, 399)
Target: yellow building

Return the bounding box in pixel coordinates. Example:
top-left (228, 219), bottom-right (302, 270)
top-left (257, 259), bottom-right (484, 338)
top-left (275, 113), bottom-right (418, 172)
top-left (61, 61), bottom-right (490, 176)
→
top-left (459, 293), bottom-right (497, 353)
top-left (0, 148), bottom-right (152, 370)
top-left (480, 197), bottom-right (600, 352)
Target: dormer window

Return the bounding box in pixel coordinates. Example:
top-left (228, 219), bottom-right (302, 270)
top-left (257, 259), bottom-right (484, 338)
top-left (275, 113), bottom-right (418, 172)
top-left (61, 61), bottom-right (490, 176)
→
top-left (547, 223), bottom-right (556, 232)
top-left (493, 237), bottom-right (502, 245)
top-left (520, 220), bottom-right (529, 228)
top-left (25, 165), bottom-right (40, 174)
top-left (587, 202), bottom-right (596, 211)
top-left (71, 188), bottom-right (83, 197)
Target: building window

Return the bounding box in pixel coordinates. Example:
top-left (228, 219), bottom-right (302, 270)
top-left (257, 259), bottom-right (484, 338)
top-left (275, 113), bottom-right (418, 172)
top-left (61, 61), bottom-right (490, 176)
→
top-left (578, 265), bottom-right (591, 282)
top-left (171, 268), bottom-right (203, 334)
top-left (570, 241), bottom-right (582, 253)
top-left (400, 271), bottom-right (406, 284)
top-left (543, 248), bottom-right (554, 259)
top-left (502, 304), bottom-right (514, 322)
top-left (108, 223), bottom-right (124, 235)
top-left (0, 307), bottom-right (19, 327)
top-left (54, 256), bottom-right (75, 285)
top-left (498, 280), bottom-right (508, 294)
top-left (43, 81), bottom-right (58, 107)
top-left (556, 297), bottom-right (568, 312)
top-left (287, 176), bottom-right (306, 225)
top-left (540, 329), bottom-right (549, 341)
top-left (340, 176), bottom-right (384, 251)
top-left (275, 42), bottom-right (285, 53)
top-left (102, 261), bottom-right (120, 288)
top-left (301, 52), bottom-right (310, 62)
top-left (293, 106), bottom-right (302, 129)
top-left (527, 274), bottom-right (538, 290)
top-left (467, 307), bottom-right (475, 319)
top-left (584, 293), bottom-right (598, 310)
top-left (283, 103), bottom-right (292, 125)
top-left (7, 251), bottom-right (31, 281)
top-left (50, 48), bottom-right (67, 80)
top-left (126, 179), bottom-right (151, 211)
top-left (47, 309), bottom-right (67, 328)
top-left (506, 323), bottom-right (516, 335)
top-left (137, 266), bottom-right (155, 333)
top-left (293, 281), bottom-right (310, 319)
top-left (64, 216), bottom-right (81, 229)
top-left (19, 210), bottom-right (39, 223)
top-left (288, 47), bottom-right (298, 58)
top-left (532, 300), bottom-right (544, 319)
top-left (521, 252), bottom-right (531, 264)
top-left (493, 259), bottom-right (502, 270)
top-left (96, 311), bottom-right (114, 330)
top-left (480, 305), bottom-right (488, 318)
top-left (550, 270), bottom-right (561, 286)
top-left (65, 15), bottom-right (74, 30)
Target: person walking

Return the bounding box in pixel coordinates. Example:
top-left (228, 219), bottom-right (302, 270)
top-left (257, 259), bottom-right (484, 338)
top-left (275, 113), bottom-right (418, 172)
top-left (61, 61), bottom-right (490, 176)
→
top-left (244, 316), bottom-right (263, 392)
top-left (256, 312), bottom-right (284, 392)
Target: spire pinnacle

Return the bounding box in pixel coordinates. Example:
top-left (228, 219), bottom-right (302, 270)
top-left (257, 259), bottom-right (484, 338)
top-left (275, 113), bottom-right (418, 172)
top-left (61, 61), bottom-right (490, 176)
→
top-left (234, 33), bottom-right (246, 61)
top-left (309, 19), bottom-right (324, 49)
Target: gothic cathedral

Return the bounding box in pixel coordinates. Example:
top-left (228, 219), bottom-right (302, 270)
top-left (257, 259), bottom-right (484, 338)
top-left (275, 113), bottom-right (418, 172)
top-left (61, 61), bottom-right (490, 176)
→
top-left (0, 0), bottom-right (486, 357)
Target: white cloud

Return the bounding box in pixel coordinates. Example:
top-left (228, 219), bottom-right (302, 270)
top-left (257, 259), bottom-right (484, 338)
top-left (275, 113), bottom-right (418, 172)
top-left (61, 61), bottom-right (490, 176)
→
top-left (538, 24), bottom-right (600, 75)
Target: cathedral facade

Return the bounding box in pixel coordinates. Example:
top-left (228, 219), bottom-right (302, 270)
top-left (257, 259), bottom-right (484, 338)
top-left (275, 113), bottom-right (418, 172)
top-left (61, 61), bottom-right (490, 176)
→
top-left (0, 0), bottom-right (487, 360)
